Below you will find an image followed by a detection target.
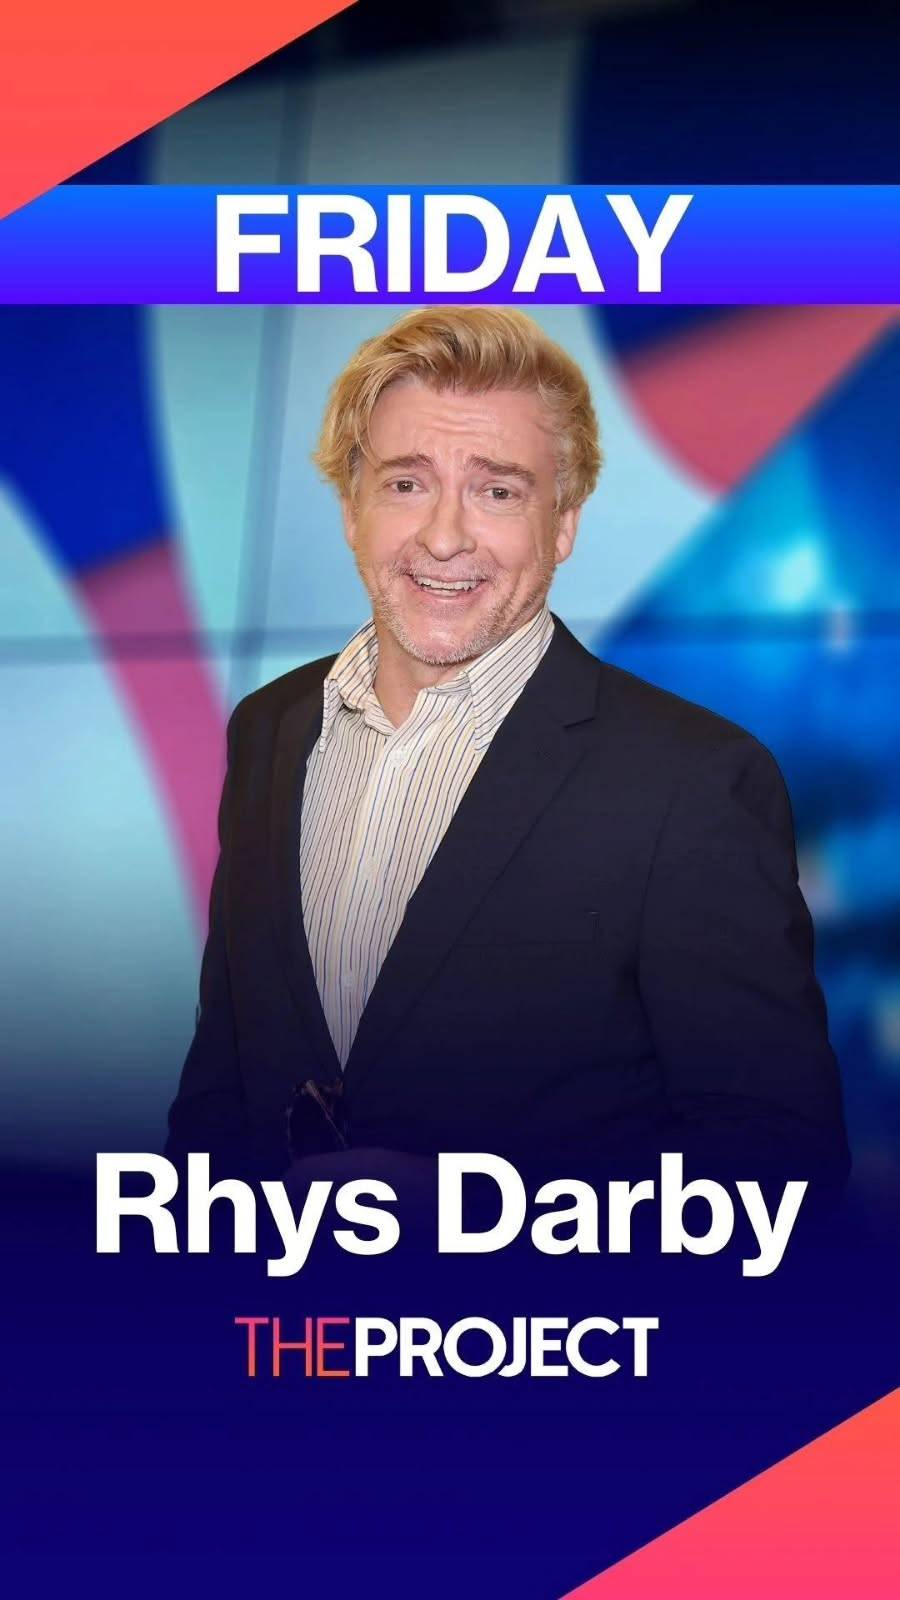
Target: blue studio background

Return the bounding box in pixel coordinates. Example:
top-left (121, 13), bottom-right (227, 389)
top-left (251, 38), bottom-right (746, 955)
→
top-left (1, 3), bottom-right (898, 1595)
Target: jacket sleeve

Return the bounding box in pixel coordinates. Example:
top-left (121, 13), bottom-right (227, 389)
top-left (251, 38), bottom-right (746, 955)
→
top-left (637, 734), bottom-right (850, 1186)
top-left (165, 700), bottom-right (250, 1167)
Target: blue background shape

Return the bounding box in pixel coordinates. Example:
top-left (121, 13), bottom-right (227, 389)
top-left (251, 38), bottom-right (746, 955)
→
top-left (2, 4), bottom-right (900, 1597)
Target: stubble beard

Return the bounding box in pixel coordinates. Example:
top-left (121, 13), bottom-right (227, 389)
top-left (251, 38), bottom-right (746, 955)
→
top-left (363, 554), bottom-right (557, 668)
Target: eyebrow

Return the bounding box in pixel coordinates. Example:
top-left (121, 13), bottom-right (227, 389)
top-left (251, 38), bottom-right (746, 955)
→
top-left (466, 454), bottom-right (537, 487)
top-left (375, 453), bottom-right (435, 474)
top-left (375, 452), bottom-right (537, 487)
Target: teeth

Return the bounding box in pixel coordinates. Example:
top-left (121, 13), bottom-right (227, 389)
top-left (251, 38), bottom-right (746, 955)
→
top-left (414, 577), bottom-right (479, 591)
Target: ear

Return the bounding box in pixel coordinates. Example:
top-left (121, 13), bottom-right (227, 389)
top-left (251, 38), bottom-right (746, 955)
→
top-left (553, 505), bottom-right (581, 566)
top-left (340, 496), bottom-right (357, 550)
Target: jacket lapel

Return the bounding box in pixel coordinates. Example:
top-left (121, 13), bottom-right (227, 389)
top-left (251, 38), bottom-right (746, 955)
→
top-left (343, 619), bottom-right (600, 1093)
top-left (268, 676), bottom-right (342, 1084)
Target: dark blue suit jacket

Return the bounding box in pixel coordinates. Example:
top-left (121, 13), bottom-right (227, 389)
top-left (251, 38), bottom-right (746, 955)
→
top-left (167, 616), bottom-right (849, 1183)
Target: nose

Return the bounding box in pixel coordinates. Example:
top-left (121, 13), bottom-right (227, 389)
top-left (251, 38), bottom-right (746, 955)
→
top-left (415, 487), bottom-right (477, 562)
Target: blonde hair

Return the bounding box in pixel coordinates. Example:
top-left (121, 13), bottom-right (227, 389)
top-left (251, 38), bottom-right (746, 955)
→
top-left (314, 306), bottom-right (602, 512)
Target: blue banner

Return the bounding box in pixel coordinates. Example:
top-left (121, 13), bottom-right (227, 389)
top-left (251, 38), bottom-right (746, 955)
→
top-left (1, 185), bottom-right (899, 303)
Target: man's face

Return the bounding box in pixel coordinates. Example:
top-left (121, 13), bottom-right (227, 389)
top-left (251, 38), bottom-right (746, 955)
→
top-left (341, 380), bottom-right (581, 668)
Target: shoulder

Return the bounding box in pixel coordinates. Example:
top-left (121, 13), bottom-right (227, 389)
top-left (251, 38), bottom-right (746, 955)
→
top-left (594, 655), bottom-right (755, 757)
top-left (586, 656), bottom-right (790, 827)
top-left (549, 620), bottom-right (782, 787)
top-left (227, 653), bottom-right (336, 740)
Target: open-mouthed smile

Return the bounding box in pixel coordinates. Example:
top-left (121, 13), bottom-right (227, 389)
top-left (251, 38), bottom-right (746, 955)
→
top-left (404, 573), bottom-right (486, 600)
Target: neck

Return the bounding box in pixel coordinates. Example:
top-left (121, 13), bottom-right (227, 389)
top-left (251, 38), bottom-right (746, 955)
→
top-left (373, 630), bottom-right (474, 726)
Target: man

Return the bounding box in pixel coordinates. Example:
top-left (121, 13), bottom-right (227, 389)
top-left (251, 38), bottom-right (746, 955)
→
top-left (167, 306), bottom-right (849, 1186)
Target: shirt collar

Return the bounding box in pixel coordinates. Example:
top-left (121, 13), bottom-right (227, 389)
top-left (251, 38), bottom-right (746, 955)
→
top-left (464, 604), bottom-right (555, 749)
top-left (320, 605), bottom-right (554, 752)
top-left (320, 621), bottom-right (381, 745)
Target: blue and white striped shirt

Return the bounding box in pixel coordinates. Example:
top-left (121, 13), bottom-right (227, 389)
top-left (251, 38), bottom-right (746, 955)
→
top-left (299, 605), bottom-right (554, 1067)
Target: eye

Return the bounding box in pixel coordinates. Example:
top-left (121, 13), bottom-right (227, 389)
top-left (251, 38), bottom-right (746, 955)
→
top-left (486, 484), bottom-right (516, 501)
top-left (391, 478), bottom-right (417, 494)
